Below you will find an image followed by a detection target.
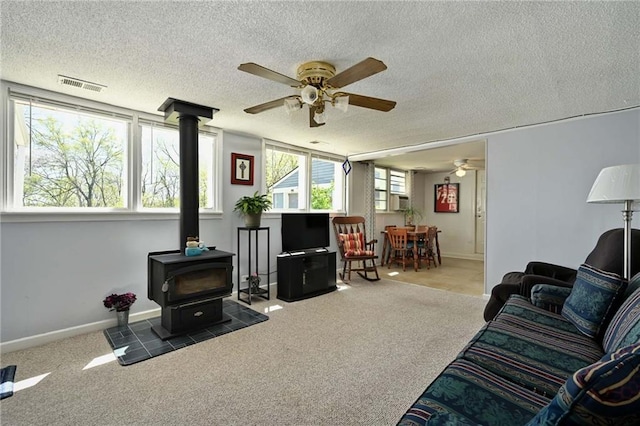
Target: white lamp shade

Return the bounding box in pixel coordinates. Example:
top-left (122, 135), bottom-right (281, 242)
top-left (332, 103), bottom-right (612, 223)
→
top-left (301, 85), bottom-right (318, 105)
top-left (587, 164), bottom-right (640, 204)
top-left (283, 98), bottom-right (301, 115)
top-left (334, 95), bottom-right (349, 112)
top-left (455, 168), bottom-right (466, 177)
top-left (313, 110), bottom-right (327, 124)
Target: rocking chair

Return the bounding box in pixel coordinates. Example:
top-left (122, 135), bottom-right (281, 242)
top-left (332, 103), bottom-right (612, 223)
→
top-left (332, 216), bottom-right (380, 282)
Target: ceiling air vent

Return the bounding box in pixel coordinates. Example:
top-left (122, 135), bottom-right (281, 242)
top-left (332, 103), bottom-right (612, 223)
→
top-left (57, 75), bottom-right (106, 93)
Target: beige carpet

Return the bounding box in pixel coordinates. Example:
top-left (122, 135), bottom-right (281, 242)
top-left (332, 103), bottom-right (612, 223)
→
top-left (383, 257), bottom-right (484, 296)
top-left (0, 279), bottom-right (486, 426)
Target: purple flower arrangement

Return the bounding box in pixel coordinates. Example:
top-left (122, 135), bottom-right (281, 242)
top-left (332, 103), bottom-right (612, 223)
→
top-left (103, 292), bottom-right (137, 312)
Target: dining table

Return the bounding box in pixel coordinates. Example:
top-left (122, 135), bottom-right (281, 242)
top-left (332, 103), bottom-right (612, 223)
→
top-left (381, 227), bottom-right (442, 271)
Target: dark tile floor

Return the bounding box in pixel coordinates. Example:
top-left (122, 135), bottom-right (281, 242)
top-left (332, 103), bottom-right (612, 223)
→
top-left (103, 299), bottom-right (268, 366)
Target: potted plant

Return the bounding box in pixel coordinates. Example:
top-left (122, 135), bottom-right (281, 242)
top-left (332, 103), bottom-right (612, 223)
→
top-left (402, 207), bottom-right (423, 226)
top-left (103, 292), bottom-right (137, 327)
top-left (234, 191), bottom-right (272, 228)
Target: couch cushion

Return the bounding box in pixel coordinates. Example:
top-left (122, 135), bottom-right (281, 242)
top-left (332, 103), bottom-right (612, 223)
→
top-left (397, 359), bottom-right (549, 426)
top-left (530, 284), bottom-right (573, 314)
top-left (602, 286), bottom-right (640, 353)
top-left (525, 343), bottom-right (640, 426)
top-left (458, 316), bottom-right (603, 398)
top-left (561, 264), bottom-right (626, 339)
top-left (423, 411), bottom-right (479, 425)
top-left (496, 295), bottom-right (584, 336)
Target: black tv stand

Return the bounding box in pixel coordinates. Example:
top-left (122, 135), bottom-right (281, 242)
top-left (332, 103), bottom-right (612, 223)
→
top-left (277, 249), bottom-right (336, 302)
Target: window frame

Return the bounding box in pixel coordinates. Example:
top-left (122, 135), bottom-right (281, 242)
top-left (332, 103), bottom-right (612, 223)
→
top-left (1, 81), bottom-right (222, 221)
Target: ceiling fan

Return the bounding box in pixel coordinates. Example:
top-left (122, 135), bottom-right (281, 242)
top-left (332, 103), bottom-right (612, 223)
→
top-left (449, 159), bottom-right (484, 177)
top-left (238, 57), bottom-right (396, 127)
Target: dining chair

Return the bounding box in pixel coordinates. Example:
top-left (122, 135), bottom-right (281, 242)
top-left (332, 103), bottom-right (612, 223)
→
top-left (381, 225), bottom-right (397, 266)
top-left (421, 226), bottom-right (439, 269)
top-left (413, 225), bottom-right (428, 268)
top-left (388, 227), bottom-right (413, 271)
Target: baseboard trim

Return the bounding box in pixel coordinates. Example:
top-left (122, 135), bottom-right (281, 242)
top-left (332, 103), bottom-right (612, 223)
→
top-left (1, 284), bottom-right (280, 354)
top-left (0, 308), bottom-right (161, 354)
top-left (442, 252), bottom-right (484, 261)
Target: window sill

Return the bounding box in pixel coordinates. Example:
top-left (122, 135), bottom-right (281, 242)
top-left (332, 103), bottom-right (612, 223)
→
top-left (0, 210), bottom-right (223, 223)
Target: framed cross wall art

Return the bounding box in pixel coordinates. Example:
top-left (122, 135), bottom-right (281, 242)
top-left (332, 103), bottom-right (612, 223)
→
top-left (434, 183), bottom-right (459, 213)
top-left (231, 153), bottom-right (254, 185)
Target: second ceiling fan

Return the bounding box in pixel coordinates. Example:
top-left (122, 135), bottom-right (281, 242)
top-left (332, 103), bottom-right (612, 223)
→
top-left (238, 57), bottom-right (396, 127)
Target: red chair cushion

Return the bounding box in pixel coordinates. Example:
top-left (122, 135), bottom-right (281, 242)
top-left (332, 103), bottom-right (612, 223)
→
top-left (340, 232), bottom-right (374, 257)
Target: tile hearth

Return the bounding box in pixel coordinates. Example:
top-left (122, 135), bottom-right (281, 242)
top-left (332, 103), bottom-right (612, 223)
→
top-left (103, 299), bottom-right (268, 365)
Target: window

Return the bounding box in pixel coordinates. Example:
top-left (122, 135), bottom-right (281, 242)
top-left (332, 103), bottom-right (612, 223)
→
top-left (265, 145), bottom-right (307, 211)
top-left (310, 156), bottom-right (344, 211)
top-left (140, 122), bottom-right (216, 209)
top-left (4, 85), bottom-right (220, 214)
top-left (12, 97), bottom-right (129, 208)
top-left (390, 170), bottom-right (406, 194)
top-left (265, 143), bottom-right (344, 212)
top-left (375, 167), bottom-right (407, 211)
top-left (375, 167), bottom-right (388, 210)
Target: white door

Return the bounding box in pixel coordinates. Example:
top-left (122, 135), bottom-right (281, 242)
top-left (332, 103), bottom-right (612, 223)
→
top-left (475, 170), bottom-right (486, 254)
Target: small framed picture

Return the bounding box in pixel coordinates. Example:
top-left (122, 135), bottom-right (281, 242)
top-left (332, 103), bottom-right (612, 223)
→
top-left (434, 183), bottom-right (459, 213)
top-left (231, 153), bottom-right (254, 185)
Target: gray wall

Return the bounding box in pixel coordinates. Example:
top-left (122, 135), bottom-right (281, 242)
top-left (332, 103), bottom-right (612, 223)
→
top-left (485, 109), bottom-right (640, 294)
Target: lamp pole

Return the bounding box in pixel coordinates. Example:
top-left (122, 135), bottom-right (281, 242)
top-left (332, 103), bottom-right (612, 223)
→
top-left (623, 200), bottom-right (633, 280)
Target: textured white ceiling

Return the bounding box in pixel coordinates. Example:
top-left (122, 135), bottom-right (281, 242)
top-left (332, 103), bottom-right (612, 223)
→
top-left (2, 1), bottom-right (639, 171)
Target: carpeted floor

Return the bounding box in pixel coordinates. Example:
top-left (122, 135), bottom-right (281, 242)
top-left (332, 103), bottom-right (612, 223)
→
top-left (0, 278), bottom-right (487, 425)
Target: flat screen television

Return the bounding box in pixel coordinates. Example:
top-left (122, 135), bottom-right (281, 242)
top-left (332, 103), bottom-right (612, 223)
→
top-left (281, 213), bottom-right (330, 252)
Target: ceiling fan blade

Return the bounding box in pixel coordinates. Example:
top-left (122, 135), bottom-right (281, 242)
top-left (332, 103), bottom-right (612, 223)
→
top-left (309, 106), bottom-right (325, 127)
top-left (244, 96), bottom-right (298, 114)
top-left (340, 92), bottom-right (396, 112)
top-left (238, 63), bottom-right (301, 87)
top-left (325, 57), bottom-right (388, 89)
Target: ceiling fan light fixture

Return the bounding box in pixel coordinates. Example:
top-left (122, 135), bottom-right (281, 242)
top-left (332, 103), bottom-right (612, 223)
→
top-left (333, 95), bottom-right (349, 112)
top-left (284, 98), bottom-right (302, 114)
top-left (455, 168), bottom-right (466, 177)
top-left (301, 85), bottom-right (319, 105)
top-left (314, 110), bottom-right (327, 124)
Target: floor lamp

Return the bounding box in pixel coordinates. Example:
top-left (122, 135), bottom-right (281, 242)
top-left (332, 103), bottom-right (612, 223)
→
top-left (587, 164), bottom-right (640, 279)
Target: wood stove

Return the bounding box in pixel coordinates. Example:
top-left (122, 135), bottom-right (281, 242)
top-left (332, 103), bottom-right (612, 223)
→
top-left (147, 98), bottom-right (233, 340)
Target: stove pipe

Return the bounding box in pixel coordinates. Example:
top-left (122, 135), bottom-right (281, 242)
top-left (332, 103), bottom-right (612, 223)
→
top-left (158, 98), bottom-right (219, 251)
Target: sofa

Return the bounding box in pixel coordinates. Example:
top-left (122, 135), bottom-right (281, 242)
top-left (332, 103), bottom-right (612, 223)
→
top-left (483, 228), bottom-right (640, 322)
top-left (398, 265), bottom-right (640, 425)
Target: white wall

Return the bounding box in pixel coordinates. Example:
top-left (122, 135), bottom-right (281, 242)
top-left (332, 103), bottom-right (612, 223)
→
top-left (2, 108), bottom-right (638, 346)
top-left (422, 171), bottom-right (481, 259)
top-left (485, 109), bottom-right (640, 294)
top-left (0, 131), bottom-right (278, 344)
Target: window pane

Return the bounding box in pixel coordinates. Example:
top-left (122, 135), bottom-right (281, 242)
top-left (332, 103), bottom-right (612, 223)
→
top-left (141, 124), bottom-right (179, 207)
top-left (141, 123), bottom-right (215, 209)
top-left (375, 190), bottom-right (387, 211)
top-left (13, 99), bottom-right (128, 208)
top-left (374, 167), bottom-right (388, 210)
top-left (266, 147), bottom-right (306, 211)
top-left (310, 158), bottom-right (343, 211)
top-left (374, 167), bottom-right (387, 191)
top-left (390, 170), bottom-right (406, 194)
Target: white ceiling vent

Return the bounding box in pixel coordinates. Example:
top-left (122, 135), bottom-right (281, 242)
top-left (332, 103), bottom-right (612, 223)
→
top-left (57, 75), bottom-right (106, 93)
